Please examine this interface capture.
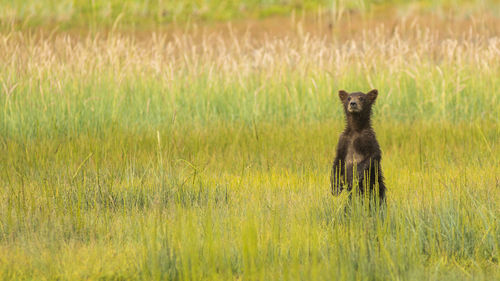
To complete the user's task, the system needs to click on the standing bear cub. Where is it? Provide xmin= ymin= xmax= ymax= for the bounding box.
xmin=330 ymin=89 xmax=386 ymax=202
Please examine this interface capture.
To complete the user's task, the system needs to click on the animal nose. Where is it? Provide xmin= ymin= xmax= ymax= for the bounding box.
xmin=350 ymin=101 xmax=357 ymax=107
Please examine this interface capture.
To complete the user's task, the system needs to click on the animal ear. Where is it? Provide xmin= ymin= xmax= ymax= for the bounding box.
xmin=366 ymin=89 xmax=378 ymax=103
xmin=338 ymin=90 xmax=348 ymax=102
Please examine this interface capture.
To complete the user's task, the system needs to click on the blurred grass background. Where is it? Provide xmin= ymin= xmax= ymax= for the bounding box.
xmin=0 ymin=0 xmax=499 ymax=280
xmin=1 ymin=0 xmax=499 ymax=29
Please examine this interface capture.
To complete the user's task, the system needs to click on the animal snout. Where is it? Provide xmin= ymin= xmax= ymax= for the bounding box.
xmin=349 ymin=101 xmax=357 ymax=107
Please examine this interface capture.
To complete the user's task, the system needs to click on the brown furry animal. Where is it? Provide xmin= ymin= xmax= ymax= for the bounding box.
xmin=330 ymin=89 xmax=386 ymax=202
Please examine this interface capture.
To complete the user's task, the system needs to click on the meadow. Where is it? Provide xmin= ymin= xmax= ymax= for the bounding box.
xmin=0 ymin=1 xmax=499 ymax=280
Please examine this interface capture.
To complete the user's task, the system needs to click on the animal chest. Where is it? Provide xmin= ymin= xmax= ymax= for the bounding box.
xmin=345 ymin=136 xmax=365 ymax=166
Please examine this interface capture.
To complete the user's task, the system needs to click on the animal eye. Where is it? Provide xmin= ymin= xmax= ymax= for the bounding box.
xmin=347 ymin=97 xmax=351 ymax=101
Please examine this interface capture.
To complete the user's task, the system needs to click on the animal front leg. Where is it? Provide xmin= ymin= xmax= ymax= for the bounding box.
xmin=330 ymin=158 xmax=345 ymax=195
xmin=357 ymin=157 xmax=383 ymax=197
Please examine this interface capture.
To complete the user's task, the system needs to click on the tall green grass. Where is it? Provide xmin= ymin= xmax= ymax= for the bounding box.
xmin=1 ymin=122 xmax=498 ymax=280
xmin=0 ymin=14 xmax=499 ymax=281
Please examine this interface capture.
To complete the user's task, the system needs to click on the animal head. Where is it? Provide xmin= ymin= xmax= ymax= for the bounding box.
xmin=338 ymin=89 xmax=378 ymax=114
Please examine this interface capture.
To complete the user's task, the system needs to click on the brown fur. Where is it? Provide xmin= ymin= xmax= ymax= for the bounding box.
xmin=331 ymin=89 xmax=386 ymax=202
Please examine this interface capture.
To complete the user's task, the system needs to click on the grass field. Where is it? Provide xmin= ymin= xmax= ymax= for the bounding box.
xmin=0 ymin=1 xmax=499 ymax=280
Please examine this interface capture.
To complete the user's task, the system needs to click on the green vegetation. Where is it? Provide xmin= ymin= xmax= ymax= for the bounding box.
xmin=0 ymin=0 xmax=323 ymax=28
xmin=1 ymin=0 xmax=499 ymax=29
xmin=0 ymin=1 xmax=499 ymax=280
